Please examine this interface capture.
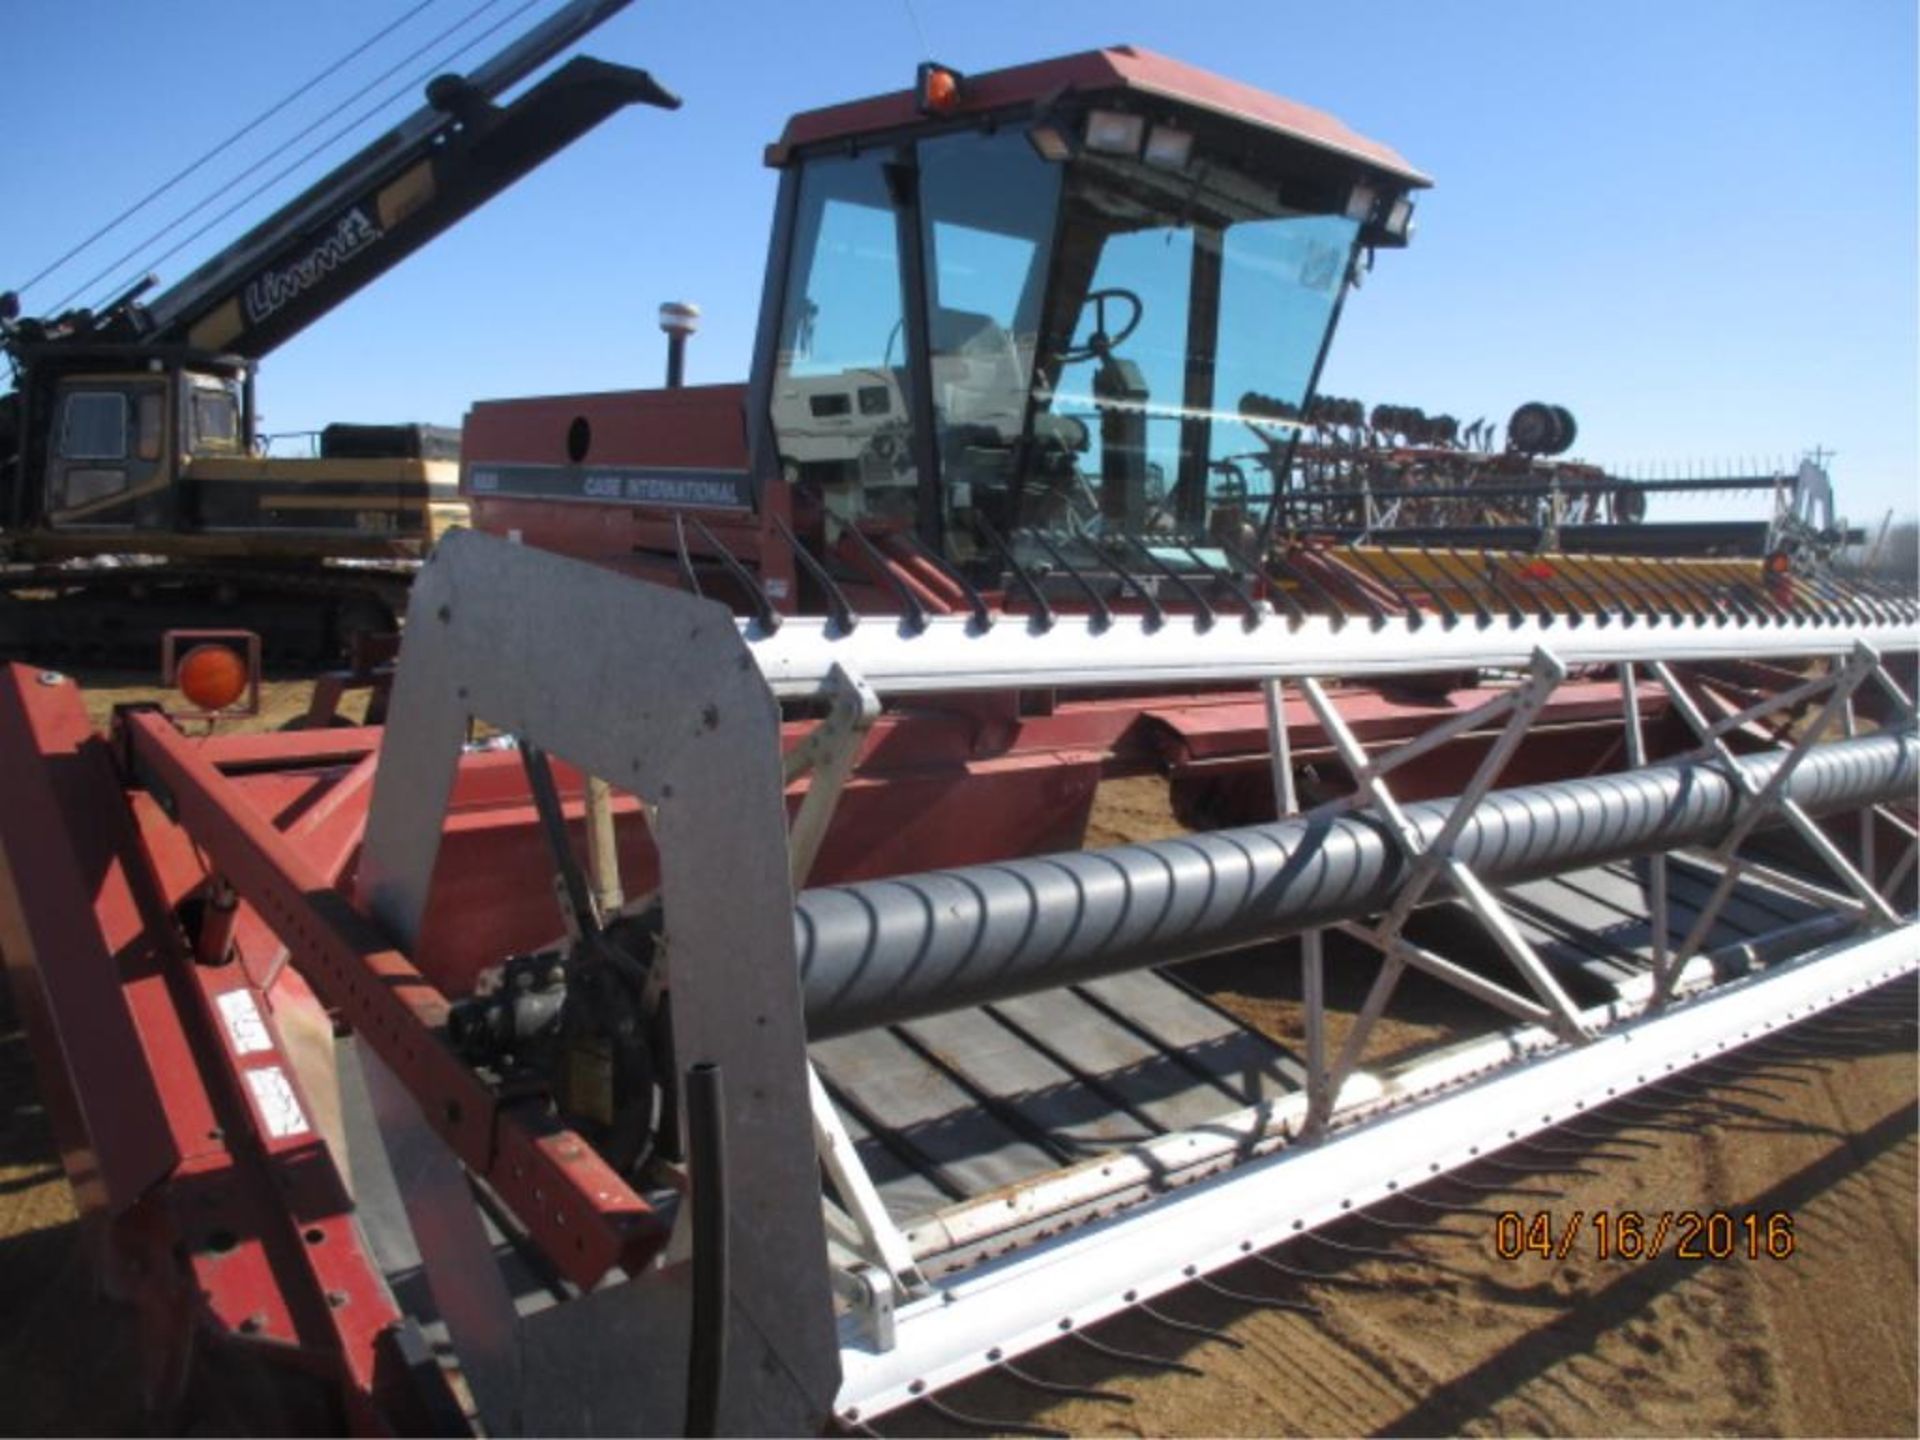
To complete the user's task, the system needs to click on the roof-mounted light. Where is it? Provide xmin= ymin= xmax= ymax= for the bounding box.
xmin=1085 ymin=108 xmax=1145 ymax=156
xmin=917 ymin=61 xmax=964 ymax=116
xmin=1026 ymin=123 xmax=1072 ymax=162
xmin=1143 ymin=123 xmax=1193 ymax=170
xmin=1345 ymin=182 xmax=1379 ymax=222
xmin=1384 ymin=193 xmax=1415 ymax=241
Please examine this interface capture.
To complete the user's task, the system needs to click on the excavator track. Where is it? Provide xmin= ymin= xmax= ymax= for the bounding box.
xmin=0 ymin=558 xmax=413 ymax=663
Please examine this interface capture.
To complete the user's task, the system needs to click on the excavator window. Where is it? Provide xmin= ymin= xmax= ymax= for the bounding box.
xmin=45 ymin=380 xmax=170 ymax=517
xmin=49 ymin=388 xmax=135 ymax=513
xmin=188 ymin=379 xmax=243 ymax=455
xmin=59 ymin=391 xmax=128 ymax=461
xmin=136 ymin=391 xmax=164 ymax=461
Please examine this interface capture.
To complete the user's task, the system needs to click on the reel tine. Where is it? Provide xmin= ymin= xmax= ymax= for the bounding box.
xmin=976 ymin=514 xmax=1054 ymax=630
xmin=996 ymin=1360 xmax=1134 ymax=1406
xmin=1340 ymin=545 xmax=1423 ymax=629
xmin=1710 ymin=571 xmax=1764 ymax=627
xmin=1246 ymin=1250 xmax=1334 ymax=1282
xmin=1693 ymin=1054 xmax=1811 ymax=1088
xmin=1545 ymin=1119 xmax=1659 ymax=1147
xmin=1799 ymin=568 xmax=1865 ymax=626
xmin=1436 ymin=545 xmax=1505 ymax=625
xmin=1680 ymin=559 xmax=1740 ymax=625
xmin=1296 ymin=1230 xmax=1407 ymax=1262
xmin=1179 ymin=544 xmax=1263 ymax=630
xmin=895 ymin=528 xmax=994 ymax=631
xmin=1124 ymin=534 xmax=1217 ymax=630
xmin=1267 ymin=546 xmax=1351 ymax=629
xmin=1028 ymin=529 xmax=1112 ymax=631
xmin=689 ymin=514 xmax=780 ymax=632
xmin=1468 ymin=1155 xmax=1600 ymax=1179
xmin=1387 ymin=1190 xmax=1501 ymax=1218
xmin=1220 ymin=534 xmax=1306 ymax=626
xmin=1329 ymin=544 xmax=1397 ymax=628
xmin=1464 ymin=546 xmax=1528 ymax=627
xmin=1647 ymin=554 xmax=1723 ymax=625
xmin=1519 ymin=1142 xmax=1641 ymax=1164
xmin=672 ymin=513 xmax=703 ymax=598
xmin=1481 ymin=552 xmax=1548 ymax=626
xmin=1623 ymin=556 xmax=1685 ymax=625
xmin=1066 ymin=1327 xmax=1204 ymax=1377
xmin=919 ymin=1393 xmax=1069 ymax=1440
xmin=1577 ymin=555 xmax=1642 ymax=626
xmin=1098 ymin=536 xmax=1169 ymax=630
xmin=1135 ymin=1299 xmax=1246 ymax=1349
xmin=1544 ymin=554 xmax=1608 ymax=627
xmin=770 ymin=510 xmax=857 ymax=634
xmin=1195 ymin=1272 xmax=1323 ymax=1316
xmin=1421 ymin=544 xmax=1492 ymax=627
xmin=1733 ymin=572 xmax=1794 ymax=626
xmin=1350 ymin=1210 xmax=1476 ymax=1239
xmin=1381 ymin=544 xmax=1458 ymax=627
xmin=1245 ymin=1250 xmax=1395 ymax=1292
xmin=1433 ymin=1169 xmax=1564 ymax=1195
xmin=1597 ymin=1092 xmax=1695 ymax=1122
xmin=1529 ymin=554 xmax=1585 ymax=628
xmin=1600 ymin=555 xmax=1663 ymax=625
xmin=841 ymin=523 xmax=930 ymax=634
xmin=1748 ymin=1029 xmax=1851 ymax=1056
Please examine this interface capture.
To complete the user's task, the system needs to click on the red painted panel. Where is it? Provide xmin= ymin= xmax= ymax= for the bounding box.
xmin=766 ymin=46 xmax=1426 ymax=183
xmin=0 ymin=666 xmax=180 ymax=1214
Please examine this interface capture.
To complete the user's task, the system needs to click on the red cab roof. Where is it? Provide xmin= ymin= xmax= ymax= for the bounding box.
xmin=767 ymin=45 xmax=1428 ymax=186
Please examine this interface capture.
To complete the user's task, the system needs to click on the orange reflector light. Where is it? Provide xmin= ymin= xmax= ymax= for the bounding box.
xmin=176 ymin=643 xmax=248 ymax=712
xmin=918 ymin=61 xmax=962 ymax=115
xmin=1765 ymin=550 xmax=1793 ymax=576
xmin=1520 ymin=559 xmax=1557 ymax=582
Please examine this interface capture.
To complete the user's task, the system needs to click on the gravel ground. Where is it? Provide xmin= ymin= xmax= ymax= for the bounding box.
xmin=1 ymin=685 xmax=1913 ymax=1436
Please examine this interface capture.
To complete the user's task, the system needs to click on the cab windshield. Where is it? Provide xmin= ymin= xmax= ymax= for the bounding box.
xmin=768 ymin=121 xmax=1364 ymax=567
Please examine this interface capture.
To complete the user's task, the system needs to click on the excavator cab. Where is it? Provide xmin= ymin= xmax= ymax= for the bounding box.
xmin=758 ymin=49 xmax=1426 ymax=577
xmin=24 ymin=353 xmax=246 ymax=531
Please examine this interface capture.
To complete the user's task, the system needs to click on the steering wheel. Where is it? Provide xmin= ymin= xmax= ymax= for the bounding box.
xmin=1059 ymin=287 xmax=1144 ymax=363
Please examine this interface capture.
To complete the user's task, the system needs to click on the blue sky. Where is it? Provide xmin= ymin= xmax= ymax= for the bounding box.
xmin=2 ymin=0 xmax=1913 ymax=527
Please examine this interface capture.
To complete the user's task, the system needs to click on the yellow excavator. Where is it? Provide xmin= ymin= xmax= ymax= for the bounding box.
xmin=0 ymin=0 xmax=673 ymax=658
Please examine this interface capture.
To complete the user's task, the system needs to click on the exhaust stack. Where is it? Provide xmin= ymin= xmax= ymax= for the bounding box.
xmin=660 ymin=299 xmax=699 ymax=388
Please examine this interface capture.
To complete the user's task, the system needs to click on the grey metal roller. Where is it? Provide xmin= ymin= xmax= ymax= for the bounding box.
xmin=795 ymin=731 xmax=1915 ymax=1038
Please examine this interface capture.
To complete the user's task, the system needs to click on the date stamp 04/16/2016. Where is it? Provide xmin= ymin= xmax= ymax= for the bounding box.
xmin=1493 ymin=1209 xmax=1797 ymax=1263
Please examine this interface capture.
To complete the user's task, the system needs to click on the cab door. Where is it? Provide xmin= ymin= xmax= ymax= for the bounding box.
xmin=44 ymin=376 xmax=169 ymax=527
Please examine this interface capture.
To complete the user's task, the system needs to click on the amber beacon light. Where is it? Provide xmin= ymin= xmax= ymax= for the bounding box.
xmin=162 ymin=628 xmax=262 ymax=719
xmin=917 ymin=61 xmax=963 ymax=115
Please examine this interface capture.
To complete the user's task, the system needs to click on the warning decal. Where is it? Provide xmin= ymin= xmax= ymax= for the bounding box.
xmin=216 ymin=989 xmax=274 ymax=1056
xmin=244 ymin=1065 xmax=312 ymax=1140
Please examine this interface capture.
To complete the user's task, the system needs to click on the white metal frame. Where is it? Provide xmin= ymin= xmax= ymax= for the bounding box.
xmin=747 ymin=606 xmax=1920 ymax=700
xmin=1295 ymin=649 xmax=1590 ymax=1132
xmin=1646 ymin=644 xmax=1904 ymax=1006
xmin=835 ymin=929 xmax=1917 ymax=1425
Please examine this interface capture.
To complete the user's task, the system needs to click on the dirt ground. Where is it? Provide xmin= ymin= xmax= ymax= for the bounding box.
xmin=0 ymin=684 xmax=1914 ymax=1436
xmin=60 ymin=667 xmax=369 ymax=733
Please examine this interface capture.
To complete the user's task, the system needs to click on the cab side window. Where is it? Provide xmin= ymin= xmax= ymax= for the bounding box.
xmin=61 ymin=391 xmax=130 ymax=459
xmin=190 ymin=386 xmax=241 ymax=454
